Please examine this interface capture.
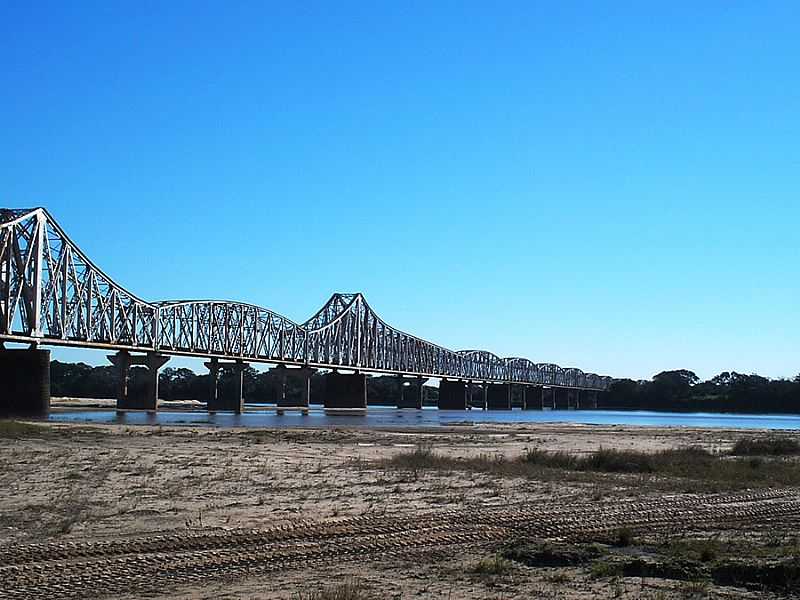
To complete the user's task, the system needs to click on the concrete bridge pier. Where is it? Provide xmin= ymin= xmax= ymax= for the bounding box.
xmin=0 ymin=346 xmax=50 ymax=417
xmin=523 ymin=385 xmax=543 ymax=410
xmin=397 ymin=376 xmax=425 ymax=409
xmin=438 ymin=379 xmax=468 ymax=410
xmin=108 ymin=350 xmax=169 ymax=411
xmin=324 ymin=371 xmax=367 ymax=409
xmin=486 ymin=383 xmax=512 ymax=410
xmin=564 ymin=389 xmax=577 ymax=410
xmin=467 ymin=383 xmax=487 ymax=410
xmin=204 ymin=358 xmax=247 ymax=413
xmin=553 ymin=387 xmax=571 ymax=410
xmin=273 ymin=365 xmax=313 ymax=413
xmin=542 ymin=386 xmax=557 ymax=409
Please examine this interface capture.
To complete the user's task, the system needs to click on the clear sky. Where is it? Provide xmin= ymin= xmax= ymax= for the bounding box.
xmin=2 ymin=2 xmax=798 ymax=381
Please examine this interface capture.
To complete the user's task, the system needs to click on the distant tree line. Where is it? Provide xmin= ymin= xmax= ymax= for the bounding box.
xmin=49 ymin=361 xmax=439 ymax=404
xmin=49 ymin=361 xmax=800 ymax=413
xmin=603 ymin=370 xmax=800 ymax=414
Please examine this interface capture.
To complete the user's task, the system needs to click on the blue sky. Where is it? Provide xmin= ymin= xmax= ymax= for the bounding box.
xmin=2 ymin=2 xmax=798 ymax=380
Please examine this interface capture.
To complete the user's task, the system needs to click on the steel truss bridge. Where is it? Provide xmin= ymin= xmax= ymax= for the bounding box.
xmin=0 ymin=207 xmax=611 ymax=394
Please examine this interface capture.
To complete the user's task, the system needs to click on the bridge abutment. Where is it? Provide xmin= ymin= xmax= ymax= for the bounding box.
xmin=205 ymin=358 xmax=246 ymax=413
xmin=109 ymin=351 xmax=169 ymax=411
xmin=486 ymin=383 xmax=512 ymax=410
xmin=0 ymin=347 xmax=50 ymax=417
xmin=396 ymin=376 xmax=425 ymax=409
xmin=324 ymin=371 xmax=367 ymax=409
xmin=438 ymin=379 xmax=468 ymax=410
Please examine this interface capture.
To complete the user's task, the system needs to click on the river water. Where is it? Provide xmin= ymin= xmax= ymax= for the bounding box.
xmin=46 ymin=406 xmax=800 ymax=430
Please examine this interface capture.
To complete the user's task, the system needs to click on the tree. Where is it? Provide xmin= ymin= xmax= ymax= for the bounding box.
xmin=605 ymin=379 xmax=639 ymax=409
xmin=710 ymin=372 xmax=733 ymax=387
xmin=653 ymin=370 xmax=700 ymax=387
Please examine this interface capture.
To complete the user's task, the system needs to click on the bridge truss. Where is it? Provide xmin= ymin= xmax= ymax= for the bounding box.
xmin=0 ymin=208 xmax=611 ymax=390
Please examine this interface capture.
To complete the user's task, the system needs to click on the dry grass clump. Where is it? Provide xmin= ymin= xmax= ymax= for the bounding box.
xmin=381 ymin=444 xmax=800 ymax=489
xmin=0 ymin=420 xmax=50 ymax=438
xmin=730 ymin=436 xmax=800 ymax=456
xmin=470 ymin=554 xmax=514 ymax=576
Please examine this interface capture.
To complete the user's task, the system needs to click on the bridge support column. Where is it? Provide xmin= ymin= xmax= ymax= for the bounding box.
xmin=523 ymin=385 xmax=543 ymax=410
xmin=230 ymin=361 xmax=246 ymax=413
xmin=467 ymin=383 xmax=487 ymax=409
xmin=204 ymin=358 xmax=246 ymax=413
xmin=553 ymin=387 xmax=569 ymax=410
xmin=543 ymin=387 xmax=556 ymax=409
xmin=145 ymin=353 xmax=169 ymax=410
xmin=108 ymin=350 xmax=131 ymax=409
xmin=0 ymin=347 xmax=50 ymax=417
xmin=397 ymin=376 xmax=425 ymax=409
xmin=486 ymin=383 xmax=512 ymax=410
xmin=109 ymin=351 xmax=169 ymax=411
xmin=274 ymin=365 xmax=313 ymax=409
xmin=205 ymin=358 xmax=221 ymax=409
xmin=585 ymin=390 xmax=598 ymax=409
xmin=438 ymin=379 xmax=467 ymax=410
xmin=324 ymin=371 xmax=367 ymax=409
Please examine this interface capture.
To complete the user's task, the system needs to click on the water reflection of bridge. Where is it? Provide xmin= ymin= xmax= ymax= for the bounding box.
xmin=0 ymin=208 xmax=611 ymax=416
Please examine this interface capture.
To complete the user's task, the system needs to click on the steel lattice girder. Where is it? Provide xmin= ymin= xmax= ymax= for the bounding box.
xmin=0 ymin=208 xmax=613 ymax=391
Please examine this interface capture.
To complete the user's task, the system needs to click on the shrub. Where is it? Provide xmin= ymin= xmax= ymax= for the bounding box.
xmin=614 ymin=527 xmax=635 ymax=547
xmin=471 ymin=554 xmax=514 ymax=576
xmin=731 ymin=437 xmax=800 ymax=456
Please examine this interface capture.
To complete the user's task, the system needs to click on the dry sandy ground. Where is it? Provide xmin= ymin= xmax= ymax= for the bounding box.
xmin=0 ymin=418 xmax=797 ymax=599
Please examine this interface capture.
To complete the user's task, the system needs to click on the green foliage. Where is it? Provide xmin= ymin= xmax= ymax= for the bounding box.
xmin=50 ymin=361 xmax=437 ymax=404
xmin=606 ymin=370 xmax=800 ymax=414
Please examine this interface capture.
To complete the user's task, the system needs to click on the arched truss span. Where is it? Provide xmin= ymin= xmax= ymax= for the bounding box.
xmin=457 ymin=350 xmax=506 ymax=381
xmin=155 ymin=301 xmax=306 ymax=362
xmin=0 ymin=208 xmax=612 ymax=390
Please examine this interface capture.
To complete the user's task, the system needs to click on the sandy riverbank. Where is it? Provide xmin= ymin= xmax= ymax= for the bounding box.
xmin=1 ymin=420 xmax=798 ymax=599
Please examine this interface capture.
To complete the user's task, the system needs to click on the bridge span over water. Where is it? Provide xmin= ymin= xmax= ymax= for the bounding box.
xmin=0 ymin=208 xmax=611 ymax=415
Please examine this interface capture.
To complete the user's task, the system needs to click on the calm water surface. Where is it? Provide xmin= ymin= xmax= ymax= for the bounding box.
xmin=47 ymin=406 xmax=800 ymax=430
